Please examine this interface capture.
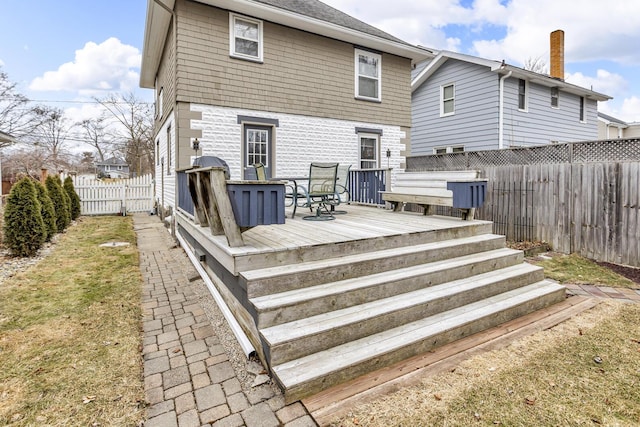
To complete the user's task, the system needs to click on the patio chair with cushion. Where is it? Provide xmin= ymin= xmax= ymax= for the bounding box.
xmin=297 ymin=162 xmax=340 ymax=220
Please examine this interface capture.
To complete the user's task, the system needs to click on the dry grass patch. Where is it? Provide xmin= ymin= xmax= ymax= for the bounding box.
xmin=0 ymin=216 xmax=144 ymax=426
xmin=331 ymin=301 xmax=640 ymax=427
xmin=532 ymin=253 xmax=637 ymax=289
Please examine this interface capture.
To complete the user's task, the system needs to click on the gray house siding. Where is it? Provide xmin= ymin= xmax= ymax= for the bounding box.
xmin=502 ymin=78 xmax=598 ymax=147
xmin=411 ymin=59 xmax=499 ymax=154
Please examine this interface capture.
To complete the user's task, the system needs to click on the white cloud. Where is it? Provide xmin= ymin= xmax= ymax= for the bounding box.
xmin=601 ymin=96 xmax=640 ymax=123
xmin=565 ymin=69 xmax=628 ymax=98
xmin=29 ymin=38 xmax=141 ymax=95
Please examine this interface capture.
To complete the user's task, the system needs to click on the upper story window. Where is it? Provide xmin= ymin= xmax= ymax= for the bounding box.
xmin=230 ymin=13 xmax=263 ymax=62
xmin=551 ymin=87 xmax=559 ymax=108
xmin=518 ymin=79 xmax=528 ymax=111
xmin=579 ymin=96 xmax=586 ymax=122
xmin=440 ymin=83 xmax=455 ymax=116
xmin=355 ymin=49 xmax=381 ymax=101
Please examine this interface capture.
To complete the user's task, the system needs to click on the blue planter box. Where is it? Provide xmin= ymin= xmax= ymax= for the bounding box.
xmin=447 ymin=181 xmax=487 ymax=209
xmin=226 ymin=182 xmax=286 ymax=227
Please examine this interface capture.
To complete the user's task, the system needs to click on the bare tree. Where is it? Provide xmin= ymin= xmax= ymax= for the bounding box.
xmin=29 ymin=107 xmax=74 ymax=172
xmin=2 ymin=147 xmax=49 ymax=182
xmin=76 ymin=116 xmax=114 ymax=162
xmin=0 ymin=67 xmax=51 ymax=145
xmin=523 ymin=56 xmax=548 ymax=75
xmin=94 ymin=92 xmax=154 ymax=176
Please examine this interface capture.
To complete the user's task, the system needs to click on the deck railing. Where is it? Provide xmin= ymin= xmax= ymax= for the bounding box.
xmin=177 ymin=167 xmax=389 ymax=215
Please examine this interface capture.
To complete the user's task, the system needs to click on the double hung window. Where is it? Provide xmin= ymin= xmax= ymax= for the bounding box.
xmin=355 ymin=49 xmax=381 ymax=101
xmin=230 ymin=13 xmax=263 ymax=62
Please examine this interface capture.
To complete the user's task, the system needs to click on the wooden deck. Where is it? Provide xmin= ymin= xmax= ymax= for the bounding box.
xmin=176 ymin=202 xmax=566 ymax=403
xmin=177 ymin=203 xmax=494 ymax=274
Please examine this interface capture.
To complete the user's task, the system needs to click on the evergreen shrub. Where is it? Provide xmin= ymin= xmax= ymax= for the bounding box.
xmin=3 ymin=177 xmax=46 ymax=257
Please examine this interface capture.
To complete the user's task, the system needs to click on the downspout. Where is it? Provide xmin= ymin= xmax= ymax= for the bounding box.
xmin=498 ymin=71 xmax=512 ymax=149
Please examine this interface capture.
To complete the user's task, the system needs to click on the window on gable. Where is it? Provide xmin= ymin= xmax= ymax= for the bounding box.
xmin=518 ymin=79 xmax=528 ymax=111
xmin=441 ymin=83 xmax=455 ymax=116
xmin=579 ymin=96 xmax=586 ymax=122
xmin=230 ymin=13 xmax=263 ymax=62
xmin=551 ymin=87 xmax=559 ymax=108
xmin=355 ymin=49 xmax=381 ymax=101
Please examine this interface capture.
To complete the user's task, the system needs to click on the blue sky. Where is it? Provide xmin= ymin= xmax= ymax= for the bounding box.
xmin=1 ymin=0 xmax=640 ymax=139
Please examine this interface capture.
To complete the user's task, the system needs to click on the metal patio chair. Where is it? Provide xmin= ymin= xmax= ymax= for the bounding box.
xmin=297 ymin=162 xmax=340 ymax=221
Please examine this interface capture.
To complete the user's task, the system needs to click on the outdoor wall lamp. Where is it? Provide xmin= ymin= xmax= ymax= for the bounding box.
xmin=386 ymin=148 xmax=391 ymax=168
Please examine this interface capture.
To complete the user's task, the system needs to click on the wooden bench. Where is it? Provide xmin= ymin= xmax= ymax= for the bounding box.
xmin=381 ymin=170 xmax=486 ymax=220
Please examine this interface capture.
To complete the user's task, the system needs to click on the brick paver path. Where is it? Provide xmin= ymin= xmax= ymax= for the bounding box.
xmin=134 ymin=214 xmax=316 ymax=427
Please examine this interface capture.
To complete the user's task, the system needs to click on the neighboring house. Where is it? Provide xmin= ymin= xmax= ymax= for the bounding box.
xmin=140 ymin=0 xmax=432 ymax=215
xmin=598 ymin=112 xmax=640 ymax=139
xmin=95 ymin=157 xmax=130 ymax=179
xmin=410 ymin=31 xmax=611 ymax=154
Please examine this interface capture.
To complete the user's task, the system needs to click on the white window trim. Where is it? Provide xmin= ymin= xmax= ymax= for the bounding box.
xmin=551 ymin=87 xmax=559 ymax=109
xmin=518 ymin=79 xmax=529 ymax=112
xmin=229 ymin=13 xmax=263 ymax=63
xmin=157 ymin=87 xmax=163 ymax=119
xmin=433 ymin=145 xmax=464 ymax=154
xmin=579 ymin=96 xmax=587 ymax=123
xmin=358 ymin=132 xmax=380 ymax=169
xmin=440 ymin=83 xmax=455 ymax=117
xmin=354 ymin=48 xmax=382 ymax=102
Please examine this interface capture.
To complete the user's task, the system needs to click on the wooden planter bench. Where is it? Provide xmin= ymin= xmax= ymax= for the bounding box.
xmin=381 ymin=170 xmax=487 ymax=220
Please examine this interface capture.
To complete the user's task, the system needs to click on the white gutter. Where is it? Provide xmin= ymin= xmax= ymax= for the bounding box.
xmin=498 ymin=71 xmax=512 ymax=149
xmin=175 ymin=229 xmax=256 ymax=358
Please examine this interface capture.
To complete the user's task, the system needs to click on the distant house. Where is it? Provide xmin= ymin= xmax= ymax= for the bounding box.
xmin=139 ymin=0 xmax=432 ymax=215
xmin=598 ymin=112 xmax=640 ymax=139
xmin=95 ymin=157 xmax=130 ymax=179
xmin=410 ymin=31 xmax=611 ymax=155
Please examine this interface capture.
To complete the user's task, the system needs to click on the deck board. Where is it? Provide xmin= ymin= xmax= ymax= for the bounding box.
xmin=176 ymin=204 xmax=492 ymax=274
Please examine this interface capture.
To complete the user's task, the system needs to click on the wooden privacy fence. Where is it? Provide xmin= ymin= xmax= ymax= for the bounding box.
xmin=483 ymin=162 xmax=640 ymax=268
xmin=72 ymin=174 xmax=154 ymax=215
xmin=407 ymin=139 xmax=640 ymax=267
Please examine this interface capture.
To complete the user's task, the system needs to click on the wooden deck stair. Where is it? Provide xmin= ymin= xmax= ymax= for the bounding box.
xmin=242 ymin=224 xmax=565 ymax=403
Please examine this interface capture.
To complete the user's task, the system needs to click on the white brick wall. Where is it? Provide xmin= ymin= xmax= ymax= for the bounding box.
xmin=190 ymin=104 xmax=406 ymax=179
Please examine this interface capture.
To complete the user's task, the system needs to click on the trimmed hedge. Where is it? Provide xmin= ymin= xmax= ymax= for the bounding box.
xmin=46 ymin=175 xmax=70 ymax=231
xmin=63 ymin=176 xmax=81 ymax=220
xmin=3 ymin=177 xmax=46 ymax=257
xmin=34 ymin=180 xmax=58 ymax=241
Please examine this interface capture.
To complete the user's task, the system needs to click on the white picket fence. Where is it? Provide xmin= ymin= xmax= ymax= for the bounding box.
xmin=72 ymin=174 xmax=154 ymax=215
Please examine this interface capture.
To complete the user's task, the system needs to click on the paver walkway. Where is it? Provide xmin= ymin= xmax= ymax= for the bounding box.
xmin=134 ymin=214 xmax=316 ymax=427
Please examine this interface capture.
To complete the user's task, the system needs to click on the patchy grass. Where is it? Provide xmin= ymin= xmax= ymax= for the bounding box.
xmin=532 ymin=253 xmax=637 ymax=289
xmin=332 ymin=301 xmax=640 ymax=427
xmin=0 ymin=216 xmax=144 ymax=426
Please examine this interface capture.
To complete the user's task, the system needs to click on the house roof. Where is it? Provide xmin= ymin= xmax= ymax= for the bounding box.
xmin=140 ymin=0 xmax=434 ymax=88
xmin=411 ymin=50 xmax=611 ymax=102
xmin=96 ymin=157 xmax=128 ymax=166
xmin=598 ymin=112 xmax=627 ymax=126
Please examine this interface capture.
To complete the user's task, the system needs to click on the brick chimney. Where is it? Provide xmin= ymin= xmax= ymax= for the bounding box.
xmin=550 ymin=29 xmax=564 ymax=80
